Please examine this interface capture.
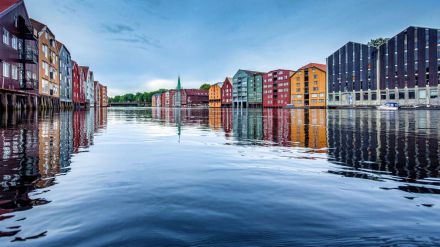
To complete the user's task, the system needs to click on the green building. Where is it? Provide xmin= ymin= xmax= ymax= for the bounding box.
xmin=232 ymin=70 xmax=264 ymax=108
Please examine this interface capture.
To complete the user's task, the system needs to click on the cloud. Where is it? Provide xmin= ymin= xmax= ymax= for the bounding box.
xmin=143 ymin=79 xmax=176 ymax=91
xmin=102 ymin=24 xmax=134 ymax=34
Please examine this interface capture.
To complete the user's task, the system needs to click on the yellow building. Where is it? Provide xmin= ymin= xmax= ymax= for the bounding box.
xmin=290 ymin=63 xmax=326 ymax=108
xmin=208 ymin=82 xmax=222 ymax=108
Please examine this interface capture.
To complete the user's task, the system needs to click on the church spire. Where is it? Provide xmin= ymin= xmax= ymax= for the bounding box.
xmin=177 ymin=75 xmax=181 ymax=90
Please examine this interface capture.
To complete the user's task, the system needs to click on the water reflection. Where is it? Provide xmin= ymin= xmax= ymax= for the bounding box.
xmin=151 ymin=108 xmax=440 ymax=194
xmin=0 ymin=109 xmax=107 ymax=239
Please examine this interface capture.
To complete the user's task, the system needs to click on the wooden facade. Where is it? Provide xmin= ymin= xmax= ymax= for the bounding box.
xmin=221 ymin=77 xmax=232 ymax=107
xmin=290 ymin=63 xmax=326 ymax=108
xmin=208 ymin=82 xmax=222 ymax=108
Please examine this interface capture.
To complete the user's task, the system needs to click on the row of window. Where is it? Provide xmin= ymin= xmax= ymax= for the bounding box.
xmin=328 ymin=89 xmax=439 ymax=102
xmin=3 ymin=28 xmax=18 ymax=50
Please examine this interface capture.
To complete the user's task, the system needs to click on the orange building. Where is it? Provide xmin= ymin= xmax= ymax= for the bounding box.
xmin=31 ymin=19 xmax=60 ymax=108
xmin=290 ymin=63 xmax=326 ymax=108
xmin=208 ymin=82 xmax=222 ymax=108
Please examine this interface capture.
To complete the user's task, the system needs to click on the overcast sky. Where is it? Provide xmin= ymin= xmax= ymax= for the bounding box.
xmin=25 ymin=0 xmax=440 ymax=96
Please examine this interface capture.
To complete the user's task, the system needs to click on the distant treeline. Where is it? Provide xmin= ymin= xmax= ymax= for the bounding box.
xmin=109 ymin=84 xmax=210 ymax=105
xmin=108 ymin=89 xmax=167 ymax=105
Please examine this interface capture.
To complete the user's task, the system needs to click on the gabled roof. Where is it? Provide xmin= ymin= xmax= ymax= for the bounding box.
xmin=0 ymin=0 xmax=20 ymax=14
xmin=239 ymin=69 xmax=265 ymax=75
xmin=30 ymin=18 xmax=45 ymax=32
xmin=299 ymin=63 xmax=326 ymax=72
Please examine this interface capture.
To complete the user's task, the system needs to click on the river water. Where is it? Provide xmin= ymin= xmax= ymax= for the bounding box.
xmin=0 ymin=107 xmax=439 ymax=246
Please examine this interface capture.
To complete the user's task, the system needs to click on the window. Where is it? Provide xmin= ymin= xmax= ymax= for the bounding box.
xmin=3 ymin=28 xmax=9 ymax=45
xmin=319 ymin=93 xmax=325 ymax=98
xmin=389 ymin=91 xmax=395 ymax=100
xmin=11 ymin=65 xmax=17 ymax=80
xmin=42 ymin=62 xmax=49 ymax=76
xmin=311 ymin=94 xmax=318 ymax=98
xmin=408 ymin=90 xmax=415 ymax=99
xmin=419 ymin=89 xmax=426 ymax=99
xmin=313 ymin=75 xmax=318 ymax=79
xmin=355 ymin=93 xmax=360 ymax=101
xmin=313 ymin=87 xmax=318 ymax=91
xmin=313 ymin=81 xmax=318 ymax=85
xmin=3 ymin=62 xmax=10 ymax=77
xmin=12 ymin=35 xmax=17 ymax=50
xmin=371 ymin=93 xmax=377 ymax=100
xmin=43 ymin=45 xmax=48 ymax=58
xmin=381 ymin=92 xmax=386 ymax=100
xmin=296 ymin=83 xmax=300 ymax=87
xmin=399 ymin=91 xmax=405 ymax=99
xmin=430 ymin=89 xmax=438 ymax=99
xmin=363 ymin=93 xmax=368 ymax=100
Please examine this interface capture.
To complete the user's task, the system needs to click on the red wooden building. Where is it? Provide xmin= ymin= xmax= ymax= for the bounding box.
xmin=263 ymin=69 xmax=294 ymax=108
xmin=161 ymin=91 xmax=166 ymax=107
xmin=221 ymin=77 xmax=232 ymax=107
xmin=0 ymin=0 xmax=39 ymax=110
xmin=72 ymin=60 xmax=81 ymax=108
xmin=181 ymin=89 xmax=208 ymax=107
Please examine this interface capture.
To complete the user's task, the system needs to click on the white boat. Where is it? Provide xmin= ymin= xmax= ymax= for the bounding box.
xmin=377 ymin=102 xmax=400 ymax=110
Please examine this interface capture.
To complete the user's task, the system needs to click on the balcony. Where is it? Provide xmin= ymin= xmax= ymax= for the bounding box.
xmin=19 ymin=48 xmax=38 ymax=64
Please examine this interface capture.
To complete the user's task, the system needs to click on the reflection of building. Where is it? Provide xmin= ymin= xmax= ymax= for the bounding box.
xmin=291 ymin=63 xmax=326 ymax=108
xmin=38 ymin=112 xmax=61 ymax=187
xmin=290 ymin=109 xmax=327 ymax=149
xmin=221 ymin=108 xmax=233 ymax=136
xmin=209 ymin=82 xmax=222 ymax=108
xmin=263 ymin=69 xmax=294 ymax=108
xmin=327 ymin=110 xmax=439 ymax=181
xmin=60 ymin=111 xmax=73 ymax=172
xmin=263 ymin=109 xmax=291 ymax=146
xmin=208 ymin=108 xmax=221 ymax=130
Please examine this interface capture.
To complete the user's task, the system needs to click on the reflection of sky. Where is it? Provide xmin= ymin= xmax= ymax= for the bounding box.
xmin=25 ymin=0 xmax=440 ymax=96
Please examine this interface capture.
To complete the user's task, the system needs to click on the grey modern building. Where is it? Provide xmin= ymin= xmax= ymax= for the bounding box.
xmin=327 ymin=26 xmax=440 ymax=107
xmin=57 ymin=41 xmax=72 ymax=108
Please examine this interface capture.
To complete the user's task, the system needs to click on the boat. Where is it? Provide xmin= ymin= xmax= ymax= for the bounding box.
xmin=377 ymin=102 xmax=400 ymax=110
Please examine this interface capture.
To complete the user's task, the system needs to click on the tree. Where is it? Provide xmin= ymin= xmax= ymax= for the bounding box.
xmin=200 ymin=83 xmax=211 ymax=91
xmin=368 ymin=38 xmax=389 ymax=48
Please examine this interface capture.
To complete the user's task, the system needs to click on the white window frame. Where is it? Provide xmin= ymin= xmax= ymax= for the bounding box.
xmin=11 ymin=35 xmax=18 ymax=50
xmin=3 ymin=62 xmax=10 ymax=77
xmin=3 ymin=28 xmax=9 ymax=45
xmin=11 ymin=64 xmax=18 ymax=80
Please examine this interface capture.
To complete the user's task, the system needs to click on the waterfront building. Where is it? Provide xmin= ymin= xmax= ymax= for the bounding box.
xmin=290 ymin=63 xmax=326 ymax=108
xmin=72 ymin=61 xmax=80 ymax=108
xmin=165 ymin=89 xmax=175 ymax=107
xmin=0 ymin=0 xmax=39 ymax=110
xmin=31 ymin=19 xmax=60 ymax=108
xmin=86 ymin=70 xmax=94 ymax=107
xmin=232 ymin=70 xmax=264 ymax=108
xmin=209 ymin=82 xmax=222 ymax=108
xmin=221 ymin=77 xmax=233 ymax=107
xmin=326 ymin=42 xmax=379 ymax=107
xmin=161 ymin=91 xmax=166 ymax=107
xmin=56 ymin=41 xmax=72 ymax=109
xmin=153 ymin=93 xmax=161 ymax=107
xmin=78 ymin=66 xmax=87 ymax=107
xmin=94 ymin=81 xmax=101 ymax=107
xmin=263 ymin=69 xmax=294 ymax=108
xmin=99 ymin=84 xmax=108 ymax=107
xmin=377 ymin=26 xmax=440 ymax=106
xmin=181 ymin=89 xmax=208 ymax=107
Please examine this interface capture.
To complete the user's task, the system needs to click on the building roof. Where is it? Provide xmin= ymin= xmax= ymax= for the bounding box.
xmin=0 ymin=0 xmax=20 ymax=14
xmin=30 ymin=18 xmax=46 ymax=32
xmin=299 ymin=63 xmax=326 ymax=72
xmin=240 ymin=69 xmax=265 ymax=75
